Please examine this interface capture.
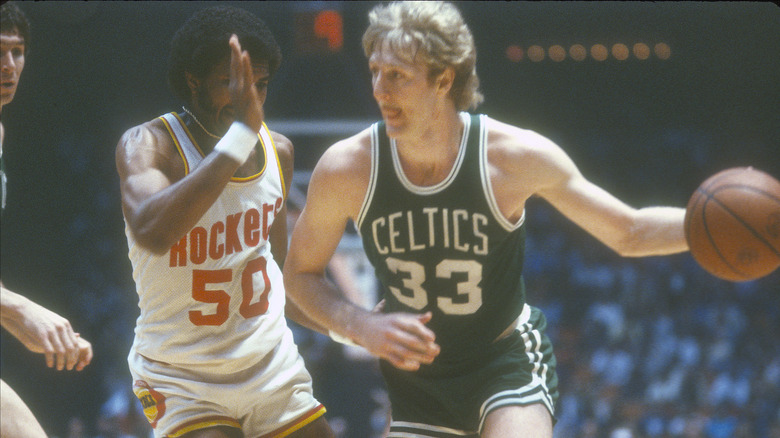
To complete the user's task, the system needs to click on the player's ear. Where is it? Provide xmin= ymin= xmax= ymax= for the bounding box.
xmin=435 ymin=67 xmax=455 ymax=97
xmin=184 ymin=71 xmax=200 ymax=97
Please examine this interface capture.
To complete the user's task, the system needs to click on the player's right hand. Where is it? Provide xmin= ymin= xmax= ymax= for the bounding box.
xmin=2 ymin=295 xmax=93 ymax=371
xmin=228 ymin=34 xmax=264 ymax=133
xmin=354 ymin=311 xmax=440 ymax=371
xmin=73 ymin=334 xmax=94 ymax=372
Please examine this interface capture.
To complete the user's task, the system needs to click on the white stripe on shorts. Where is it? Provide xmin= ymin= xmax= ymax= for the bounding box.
xmin=477 ymin=377 xmax=555 ymax=433
xmin=477 ymin=310 xmax=554 ymax=433
xmin=388 ymin=420 xmax=475 ymax=437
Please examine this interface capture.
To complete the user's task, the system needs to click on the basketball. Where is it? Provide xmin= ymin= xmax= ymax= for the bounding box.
xmin=684 ymin=167 xmax=780 ymax=281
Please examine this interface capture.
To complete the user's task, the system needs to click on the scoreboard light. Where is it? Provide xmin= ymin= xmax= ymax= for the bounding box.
xmin=295 ymin=9 xmax=344 ymax=54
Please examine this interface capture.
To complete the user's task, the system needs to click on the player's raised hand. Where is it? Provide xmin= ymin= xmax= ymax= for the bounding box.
xmin=228 ymin=34 xmax=264 ymax=133
xmin=354 ymin=311 xmax=440 ymax=371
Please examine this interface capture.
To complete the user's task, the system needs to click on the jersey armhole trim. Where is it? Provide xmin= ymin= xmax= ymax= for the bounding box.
xmin=356 ymin=123 xmax=380 ymax=231
xmin=158 ymin=113 xmax=190 ymax=176
xmin=479 ymin=114 xmax=524 ymax=231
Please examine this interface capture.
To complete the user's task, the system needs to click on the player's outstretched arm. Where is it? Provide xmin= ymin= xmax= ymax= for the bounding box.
xmin=489 ymin=119 xmax=688 ymax=257
xmin=1 ymin=285 xmax=93 ymax=371
xmin=539 ymin=164 xmax=687 ymax=257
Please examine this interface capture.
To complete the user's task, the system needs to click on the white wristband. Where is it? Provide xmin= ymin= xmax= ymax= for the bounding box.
xmin=213 ymin=121 xmax=258 ymax=163
xmin=329 ymin=330 xmax=358 ymax=347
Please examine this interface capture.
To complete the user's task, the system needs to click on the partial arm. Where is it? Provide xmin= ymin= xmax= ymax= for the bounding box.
xmin=1 ymin=284 xmax=92 ymax=371
xmin=283 ymin=137 xmax=440 ymax=371
xmin=115 ymin=122 xmax=243 ymax=253
xmin=494 ymin=124 xmax=688 ymax=257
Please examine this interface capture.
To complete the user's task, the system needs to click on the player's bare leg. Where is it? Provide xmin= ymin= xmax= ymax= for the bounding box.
xmin=0 ymin=379 xmax=47 ymax=438
xmin=481 ymin=403 xmax=552 ymax=438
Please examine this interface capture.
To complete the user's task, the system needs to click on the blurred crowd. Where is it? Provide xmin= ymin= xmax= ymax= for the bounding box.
xmin=523 ymin=201 xmax=780 ymax=438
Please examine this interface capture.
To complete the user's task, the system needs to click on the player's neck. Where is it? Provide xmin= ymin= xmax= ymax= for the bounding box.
xmin=181 ymin=107 xmax=220 ymax=152
xmin=394 ymin=110 xmax=464 ymax=186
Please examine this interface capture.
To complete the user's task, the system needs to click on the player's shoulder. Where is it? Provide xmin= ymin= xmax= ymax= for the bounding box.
xmin=309 ymin=125 xmax=373 ymax=190
xmin=267 ymin=128 xmax=292 ymax=149
xmin=117 ymin=116 xmax=172 ymax=150
xmin=481 ymin=115 xmax=564 ymax=164
xmin=482 ymin=115 xmax=556 ymax=150
xmin=115 ymin=115 xmax=181 ymax=176
xmin=321 ymin=125 xmax=373 ymax=170
xmin=267 ymin=128 xmax=293 ymax=159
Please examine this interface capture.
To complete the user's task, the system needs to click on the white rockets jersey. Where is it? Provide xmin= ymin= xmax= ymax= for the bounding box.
xmin=125 ymin=112 xmax=288 ymax=373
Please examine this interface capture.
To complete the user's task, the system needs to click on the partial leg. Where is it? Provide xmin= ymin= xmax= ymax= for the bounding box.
xmin=481 ymin=403 xmax=552 ymax=438
xmin=0 ymin=378 xmax=48 ymax=438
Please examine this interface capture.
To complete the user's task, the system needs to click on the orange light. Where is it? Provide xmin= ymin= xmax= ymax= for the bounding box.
xmin=633 ymin=43 xmax=650 ymax=60
xmin=314 ymin=10 xmax=343 ymax=51
xmin=611 ymin=43 xmax=629 ymax=61
xmin=569 ymin=44 xmax=587 ymax=61
xmin=527 ymin=45 xmax=545 ymax=62
xmin=590 ymin=44 xmax=608 ymax=61
xmin=548 ymin=45 xmax=566 ymax=62
xmin=506 ymin=45 xmax=524 ymax=63
xmin=654 ymin=42 xmax=671 ymax=60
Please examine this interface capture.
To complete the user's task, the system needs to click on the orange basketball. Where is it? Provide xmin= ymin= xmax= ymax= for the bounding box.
xmin=684 ymin=167 xmax=780 ymax=282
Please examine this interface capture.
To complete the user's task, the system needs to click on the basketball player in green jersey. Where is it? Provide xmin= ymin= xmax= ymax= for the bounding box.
xmin=1 ymin=3 xmax=93 ymax=437
xmin=283 ymin=2 xmax=689 ymax=437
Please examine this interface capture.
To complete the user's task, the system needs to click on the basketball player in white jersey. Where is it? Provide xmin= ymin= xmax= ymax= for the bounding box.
xmin=115 ymin=6 xmax=333 ymax=438
xmin=2 ymin=3 xmax=93 ymax=437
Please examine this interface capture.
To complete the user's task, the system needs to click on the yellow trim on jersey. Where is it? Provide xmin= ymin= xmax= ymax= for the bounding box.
xmin=263 ymin=121 xmax=287 ymax=199
xmin=163 ymin=112 xmax=271 ymax=182
xmin=167 ymin=416 xmax=241 ymax=437
xmin=230 ymin=123 xmax=267 ymax=183
xmin=171 ymin=112 xmax=207 ymax=158
xmin=158 ymin=113 xmax=190 ymax=176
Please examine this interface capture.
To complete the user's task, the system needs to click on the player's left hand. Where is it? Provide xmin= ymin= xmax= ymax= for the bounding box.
xmin=228 ymin=34 xmax=264 ymax=133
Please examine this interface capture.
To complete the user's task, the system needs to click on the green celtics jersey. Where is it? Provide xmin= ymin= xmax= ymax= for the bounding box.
xmin=357 ymin=113 xmax=527 ymax=375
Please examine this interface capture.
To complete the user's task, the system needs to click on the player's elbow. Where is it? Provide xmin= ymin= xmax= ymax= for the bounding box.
xmin=129 ymin=225 xmax=177 ymax=255
xmin=282 ymin=264 xmax=302 ymax=296
xmin=610 ymin=236 xmax=645 ymax=258
xmin=609 ymin=227 xmax=659 ymax=258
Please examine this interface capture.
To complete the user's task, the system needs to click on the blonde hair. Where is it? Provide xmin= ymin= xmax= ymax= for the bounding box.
xmin=363 ymin=1 xmax=484 ymax=111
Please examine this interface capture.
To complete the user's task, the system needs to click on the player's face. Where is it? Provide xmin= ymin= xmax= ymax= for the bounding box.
xmin=0 ymin=31 xmax=26 ymax=109
xmin=192 ymin=56 xmax=269 ymax=135
xmin=369 ymin=43 xmax=443 ymax=140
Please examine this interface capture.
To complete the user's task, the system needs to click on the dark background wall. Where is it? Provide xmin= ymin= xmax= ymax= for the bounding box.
xmin=1 ymin=2 xmax=778 ymax=436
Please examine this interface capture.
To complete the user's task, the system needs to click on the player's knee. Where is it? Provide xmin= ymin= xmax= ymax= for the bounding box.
xmin=481 ymin=403 xmax=553 ymax=438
